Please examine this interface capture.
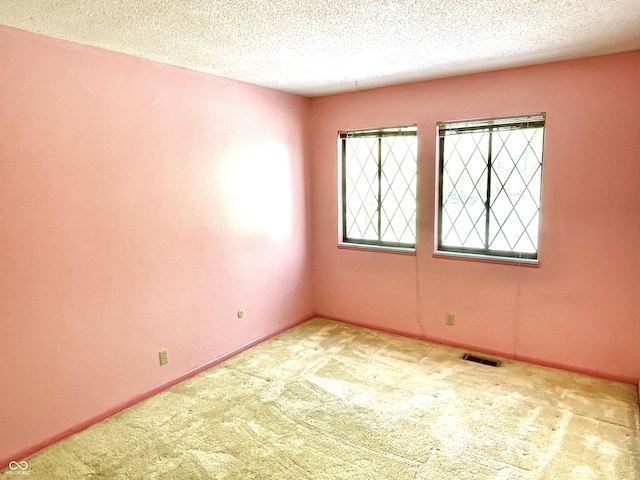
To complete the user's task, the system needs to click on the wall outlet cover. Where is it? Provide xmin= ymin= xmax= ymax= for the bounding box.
xmin=159 ymin=349 xmax=168 ymax=365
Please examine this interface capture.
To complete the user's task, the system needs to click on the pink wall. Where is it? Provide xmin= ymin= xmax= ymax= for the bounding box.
xmin=310 ymin=51 xmax=640 ymax=384
xmin=0 ymin=26 xmax=313 ymax=465
xmin=1 ymin=22 xmax=639 ymax=469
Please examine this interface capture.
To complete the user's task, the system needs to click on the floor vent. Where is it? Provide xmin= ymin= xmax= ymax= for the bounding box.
xmin=462 ymin=353 xmax=500 ymax=367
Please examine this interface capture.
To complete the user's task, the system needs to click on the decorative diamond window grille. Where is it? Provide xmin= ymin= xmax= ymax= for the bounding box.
xmin=341 ymin=125 xmax=417 ymax=248
xmin=437 ymin=114 xmax=545 ymax=259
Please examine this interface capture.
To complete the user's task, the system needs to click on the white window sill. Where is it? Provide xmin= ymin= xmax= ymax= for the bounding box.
xmin=432 ymin=250 xmax=539 ymax=267
xmin=338 ymin=242 xmax=416 ymax=256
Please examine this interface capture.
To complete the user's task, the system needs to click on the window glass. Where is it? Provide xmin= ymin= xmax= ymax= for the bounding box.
xmin=341 ymin=125 xmax=417 ymax=249
xmin=437 ymin=115 xmax=545 ymax=260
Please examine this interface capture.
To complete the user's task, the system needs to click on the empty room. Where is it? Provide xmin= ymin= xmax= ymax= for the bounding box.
xmin=1 ymin=1 xmax=639 ymax=478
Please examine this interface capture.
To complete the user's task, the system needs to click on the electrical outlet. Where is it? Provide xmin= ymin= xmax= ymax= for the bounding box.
xmin=159 ymin=349 xmax=168 ymax=366
xmin=446 ymin=313 xmax=455 ymax=326
xmin=237 ymin=308 xmax=245 ymax=319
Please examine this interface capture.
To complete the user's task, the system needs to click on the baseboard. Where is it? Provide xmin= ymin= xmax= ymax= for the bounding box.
xmin=512 ymin=354 xmax=636 ymax=385
xmin=316 ymin=314 xmax=424 ymax=341
xmin=1 ymin=314 xmax=314 ymax=470
xmin=316 ymin=313 xmax=638 ymax=386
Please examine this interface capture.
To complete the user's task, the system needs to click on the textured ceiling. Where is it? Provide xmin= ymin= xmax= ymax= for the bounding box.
xmin=1 ymin=1 xmax=639 ymax=97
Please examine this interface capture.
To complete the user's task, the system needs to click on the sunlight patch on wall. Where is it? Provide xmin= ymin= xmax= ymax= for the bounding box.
xmin=226 ymin=144 xmax=292 ymax=238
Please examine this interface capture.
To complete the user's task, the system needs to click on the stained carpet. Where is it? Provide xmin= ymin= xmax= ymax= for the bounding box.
xmin=3 ymin=318 xmax=639 ymax=479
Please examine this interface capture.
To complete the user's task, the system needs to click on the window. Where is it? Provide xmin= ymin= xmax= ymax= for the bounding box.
xmin=340 ymin=125 xmax=417 ymax=249
xmin=437 ymin=114 xmax=545 ymax=260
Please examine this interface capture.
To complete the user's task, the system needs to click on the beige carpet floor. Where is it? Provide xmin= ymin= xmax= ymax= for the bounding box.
xmin=3 ymin=318 xmax=639 ymax=479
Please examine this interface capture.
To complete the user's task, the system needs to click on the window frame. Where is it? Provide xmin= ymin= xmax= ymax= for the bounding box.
xmin=339 ymin=125 xmax=418 ymax=251
xmin=436 ymin=114 xmax=545 ymax=262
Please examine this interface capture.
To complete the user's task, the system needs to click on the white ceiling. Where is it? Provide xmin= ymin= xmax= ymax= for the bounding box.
xmin=1 ymin=1 xmax=639 ymax=97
